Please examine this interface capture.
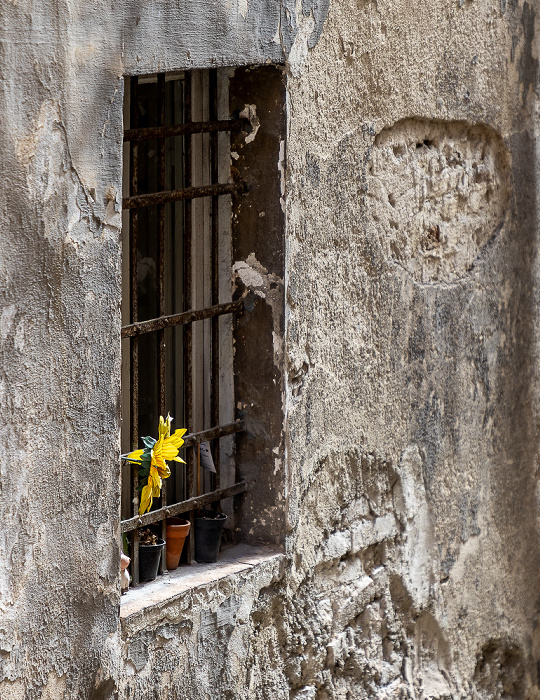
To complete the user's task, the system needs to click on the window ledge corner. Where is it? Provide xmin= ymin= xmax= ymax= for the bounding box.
xmin=119 ymin=543 xmax=285 ymax=632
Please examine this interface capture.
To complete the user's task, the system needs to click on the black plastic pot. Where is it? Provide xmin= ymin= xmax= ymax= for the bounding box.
xmin=195 ymin=512 xmax=227 ymax=563
xmin=139 ymin=538 xmax=165 ymax=581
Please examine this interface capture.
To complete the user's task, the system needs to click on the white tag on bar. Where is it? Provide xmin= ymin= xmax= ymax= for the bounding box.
xmin=199 ymin=442 xmax=216 ymax=472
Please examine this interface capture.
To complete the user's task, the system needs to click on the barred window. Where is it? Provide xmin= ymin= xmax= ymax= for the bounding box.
xmin=121 ymin=66 xmax=286 ymax=587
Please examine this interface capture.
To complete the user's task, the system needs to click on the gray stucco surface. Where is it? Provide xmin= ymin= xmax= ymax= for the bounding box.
xmin=1 ymin=0 xmax=540 ymax=698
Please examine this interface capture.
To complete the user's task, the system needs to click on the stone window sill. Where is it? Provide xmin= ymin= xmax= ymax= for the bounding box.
xmin=120 ymin=543 xmax=285 ymax=629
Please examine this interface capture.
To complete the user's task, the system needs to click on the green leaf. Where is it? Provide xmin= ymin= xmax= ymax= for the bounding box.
xmin=142 ymin=436 xmax=157 ymax=449
xmin=122 ymin=533 xmax=130 ymax=556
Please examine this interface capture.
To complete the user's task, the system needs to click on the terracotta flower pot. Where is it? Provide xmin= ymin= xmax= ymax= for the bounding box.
xmin=166 ymin=518 xmax=191 ymax=570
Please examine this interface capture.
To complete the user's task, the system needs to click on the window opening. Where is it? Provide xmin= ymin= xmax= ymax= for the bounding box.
xmin=121 ymin=70 xmax=249 ymax=586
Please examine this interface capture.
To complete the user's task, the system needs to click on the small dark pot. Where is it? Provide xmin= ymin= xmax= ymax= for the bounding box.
xmin=139 ymin=538 xmax=165 ymax=581
xmin=195 ymin=512 xmax=227 ymax=563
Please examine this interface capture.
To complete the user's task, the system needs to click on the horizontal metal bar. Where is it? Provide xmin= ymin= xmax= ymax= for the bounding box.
xmin=123 ymin=182 xmax=246 ymax=209
xmin=182 ymin=420 xmax=245 ymax=448
xmin=121 ymin=299 xmax=244 ymax=338
xmin=123 ymin=421 xmax=245 ymax=465
xmin=121 ymin=481 xmax=247 ymax=533
xmin=124 ymin=422 xmax=245 ymax=461
xmin=124 ymin=118 xmax=249 ymax=142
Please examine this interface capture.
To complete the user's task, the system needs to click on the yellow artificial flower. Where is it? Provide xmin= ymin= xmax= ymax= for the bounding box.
xmin=123 ymin=414 xmax=188 ymax=516
xmin=139 ymin=464 xmax=162 ymax=515
xmin=151 ymin=413 xmax=187 ymax=476
xmin=124 ymin=448 xmax=145 ymax=463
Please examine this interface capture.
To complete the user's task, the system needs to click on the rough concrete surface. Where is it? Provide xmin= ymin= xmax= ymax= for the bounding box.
xmin=1 ymin=0 xmax=540 ymax=698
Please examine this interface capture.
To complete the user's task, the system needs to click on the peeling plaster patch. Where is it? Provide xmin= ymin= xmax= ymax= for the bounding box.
xmin=367 ymin=119 xmax=510 ymax=283
xmin=240 ymin=104 xmax=260 ymax=144
xmin=324 ymin=529 xmax=352 ymax=559
xmin=350 ymin=513 xmax=398 ymax=553
xmin=445 ymin=529 xmax=480 ymax=587
xmin=0 ymin=305 xmax=17 ymax=342
xmin=279 ymin=139 xmax=286 ymax=198
xmin=233 ymin=260 xmax=265 ymax=289
xmin=273 ymin=330 xmax=284 ymax=359
xmin=199 ymin=595 xmax=240 ymax=642
xmin=233 ymin=254 xmax=283 ymax=301
xmin=238 ymin=0 xmax=248 ymax=20
xmin=13 ymin=321 xmax=24 ymax=353
xmin=290 ymin=447 xmax=398 ymax=576
xmin=104 ymin=186 xmax=122 ymax=230
xmin=16 ymin=100 xmax=103 ymax=243
xmin=40 ymin=672 xmax=67 ymax=700
xmin=393 ymin=445 xmax=436 ymax=609
xmin=0 ymin=680 xmax=25 ymax=699
xmin=100 ymin=84 xmax=120 ymax=141
xmin=413 ymin=612 xmax=452 ymax=697
xmin=127 ymin=634 xmax=151 ymax=672
xmin=96 ymin=523 xmax=115 ymax=578
xmin=287 ymin=13 xmax=316 ymax=77
xmin=280 ymin=0 xmax=330 ymax=58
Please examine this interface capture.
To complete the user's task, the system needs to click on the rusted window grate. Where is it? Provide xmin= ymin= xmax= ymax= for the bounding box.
xmin=121 ymin=70 xmax=248 ymax=586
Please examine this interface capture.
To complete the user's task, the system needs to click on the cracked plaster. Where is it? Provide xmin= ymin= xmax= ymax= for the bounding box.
xmin=1 ymin=0 xmax=540 ymax=698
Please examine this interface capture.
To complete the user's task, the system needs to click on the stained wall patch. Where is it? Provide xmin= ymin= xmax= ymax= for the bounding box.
xmin=367 ymin=119 xmax=510 ymax=283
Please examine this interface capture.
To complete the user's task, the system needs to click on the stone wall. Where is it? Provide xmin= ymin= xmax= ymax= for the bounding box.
xmin=0 ymin=0 xmax=539 ymax=698
xmin=283 ymin=0 xmax=540 ymax=695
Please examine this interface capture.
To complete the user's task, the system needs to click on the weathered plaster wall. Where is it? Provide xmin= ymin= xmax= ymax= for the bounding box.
xmin=282 ymin=0 xmax=540 ymax=696
xmin=0 ymin=1 xmax=292 ymax=697
xmin=1 ymin=0 xmax=540 ymax=698
xmin=0 ymin=3 xmax=124 ymax=698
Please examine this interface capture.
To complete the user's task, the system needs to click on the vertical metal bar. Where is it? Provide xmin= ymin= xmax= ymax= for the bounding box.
xmin=184 ymin=73 xmax=196 ymax=563
xmin=130 ymin=75 xmax=140 ymax=586
xmin=209 ymin=68 xmax=220 ymax=494
xmin=158 ymin=73 xmax=167 ymax=417
xmin=157 ymin=73 xmax=167 ymax=572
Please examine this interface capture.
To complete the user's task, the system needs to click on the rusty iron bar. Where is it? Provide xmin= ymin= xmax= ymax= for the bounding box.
xmin=157 ymin=71 xmax=167 ymax=417
xmin=184 ymin=74 xmax=195 ymax=564
xmin=157 ymin=73 xmax=167 ymax=573
xmin=123 ymin=421 xmax=245 ymax=461
xmin=182 ymin=419 xmax=245 ymax=449
xmin=122 ymin=181 xmax=246 ymax=210
xmin=121 ymin=481 xmax=247 ymax=533
xmin=210 ymin=68 xmax=220 ymax=495
xmin=121 ymin=299 xmax=244 ymax=338
xmin=123 ymin=117 xmax=249 ymax=142
xmin=129 ymin=75 xmax=140 ymax=586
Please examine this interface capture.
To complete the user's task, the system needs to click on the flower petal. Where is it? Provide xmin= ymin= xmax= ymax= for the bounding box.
xmin=169 ymin=429 xmax=187 ymax=447
xmin=123 ymin=448 xmax=145 ymax=463
xmin=139 ymin=483 xmax=153 ymax=515
xmin=159 ymin=414 xmax=173 ymax=440
xmin=161 ymin=442 xmax=179 ymax=461
xmin=151 ymin=455 xmax=170 ymax=479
